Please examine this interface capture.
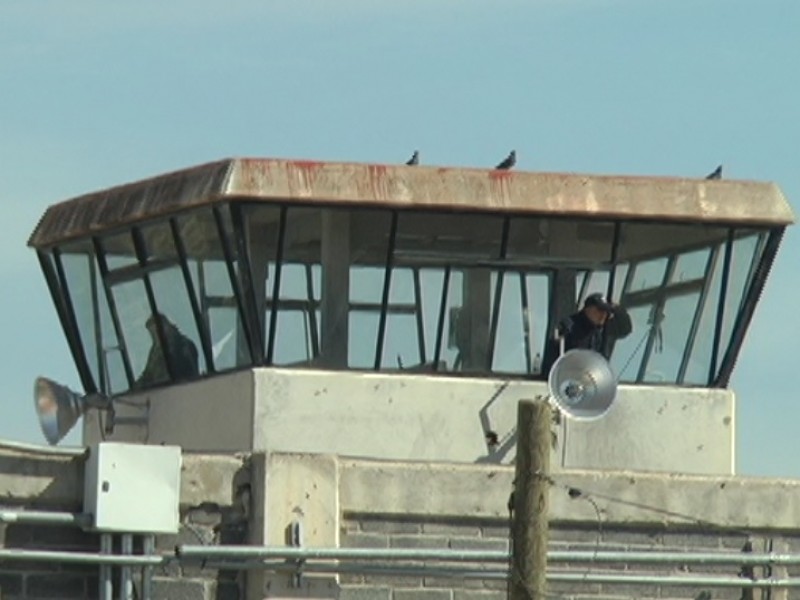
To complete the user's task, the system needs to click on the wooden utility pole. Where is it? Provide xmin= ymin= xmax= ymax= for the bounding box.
xmin=510 ymin=398 xmax=551 ymax=600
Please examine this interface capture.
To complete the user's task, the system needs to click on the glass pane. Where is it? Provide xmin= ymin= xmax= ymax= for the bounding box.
xmin=98 ymin=294 xmax=129 ymax=395
xmin=642 ymin=291 xmax=701 ymax=382
xmin=101 ymin=232 xmax=137 ymax=270
xmin=273 ymin=207 xmax=322 ymax=366
xmin=673 ymin=248 xmax=711 ymax=283
xmin=508 ymin=217 xmax=614 ymax=267
xmin=629 ymin=257 xmax=667 ymax=292
xmin=202 ymin=261 xmax=249 ymax=370
xmin=58 ymin=248 xmax=100 ymax=389
xmin=395 ymin=212 xmax=503 ymax=263
xmin=610 ymin=304 xmax=651 ymax=382
xmin=492 ymin=271 xmax=550 ymax=375
xmin=717 ymin=231 xmax=764 ymax=362
xmin=438 ymin=269 xmax=464 ymax=371
xmin=149 ymin=267 xmax=207 ymax=376
xmin=349 ymin=312 xmax=379 ymax=369
xmin=174 ymin=209 xmax=253 ymax=371
xmin=348 ymin=209 xmax=393 ymax=369
xmin=379 ymin=268 xmax=422 ymax=369
xmin=682 ymin=244 xmax=724 ymax=385
xmin=491 ymin=274 xmax=527 ymax=374
xmin=272 ymin=264 xmax=319 ymax=365
xmin=110 ymin=280 xmax=155 ymax=386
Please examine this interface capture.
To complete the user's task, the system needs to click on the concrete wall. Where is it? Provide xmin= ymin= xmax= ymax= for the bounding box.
xmin=86 ymin=368 xmax=735 ymax=475
xmin=0 ymin=442 xmax=249 ymax=600
xmin=3 ymin=444 xmax=800 ymax=599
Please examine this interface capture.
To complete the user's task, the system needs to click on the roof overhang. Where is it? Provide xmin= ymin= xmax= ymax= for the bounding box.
xmin=28 ymin=157 xmax=795 ymax=248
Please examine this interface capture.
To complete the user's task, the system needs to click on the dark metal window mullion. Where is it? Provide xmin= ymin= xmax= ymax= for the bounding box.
xmin=432 ymin=266 xmax=452 ymax=371
xmin=266 ymin=207 xmax=288 ymax=364
xmin=607 ymin=221 xmax=622 ymax=300
xmin=676 ymin=246 xmax=720 ymax=384
xmin=90 ymin=238 xmax=136 ymax=388
xmin=708 ymin=229 xmax=734 ymax=385
xmin=41 ymin=250 xmax=97 ymax=394
xmin=170 ymin=217 xmax=215 ymax=374
xmin=212 ymin=205 xmax=256 ymax=365
xmin=230 ymin=204 xmax=264 ymax=364
xmin=88 ymin=258 xmax=105 ymax=394
xmin=716 ymin=228 xmax=785 ymax=387
xmin=131 ymin=227 xmax=177 ymax=380
xmin=519 ymin=272 xmax=532 ymax=373
xmin=304 ymin=264 xmax=320 ymax=358
xmin=486 ymin=217 xmax=511 ymax=370
xmin=735 ymin=232 xmax=768 ymax=320
xmin=412 ymin=268 xmax=426 ymax=364
xmin=373 ymin=211 xmax=399 ymax=371
xmin=635 ymin=254 xmax=677 ymax=383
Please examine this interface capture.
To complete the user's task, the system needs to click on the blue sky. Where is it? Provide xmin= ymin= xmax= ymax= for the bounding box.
xmin=1 ymin=1 xmax=798 ymax=477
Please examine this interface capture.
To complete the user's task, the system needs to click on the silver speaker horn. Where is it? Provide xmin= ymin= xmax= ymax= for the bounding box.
xmin=34 ymin=377 xmax=108 ymax=445
xmin=547 ymin=349 xmax=617 ymax=420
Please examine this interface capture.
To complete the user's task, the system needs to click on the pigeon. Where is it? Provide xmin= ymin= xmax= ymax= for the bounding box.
xmin=705 ymin=165 xmax=722 ymax=180
xmin=405 ymin=150 xmax=419 ymax=166
xmin=495 ymin=150 xmax=516 ymax=170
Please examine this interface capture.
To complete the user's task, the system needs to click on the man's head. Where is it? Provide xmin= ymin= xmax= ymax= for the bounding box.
xmin=583 ymin=293 xmax=614 ymax=326
xmin=145 ymin=313 xmax=172 ymax=337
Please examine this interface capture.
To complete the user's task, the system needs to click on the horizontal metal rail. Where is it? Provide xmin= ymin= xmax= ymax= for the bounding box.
xmin=187 ymin=559 xmax=800 ymax=589
xmin=3 ymin=544 xmax=800 ymax=588
xmin=550 ymin=572 xmax=800 ymax=589
xmin=176 ymin=545 xmax=509 ymax=562
xmin=177 ymin=545 xmax=800 ymax=567
xmin=0 ymin=548 xmax=164 ymax=566
xmin=550 ymin=550 xmax=800 ymax=566
xmin=0 ymin=510 xmax=91 ymax=527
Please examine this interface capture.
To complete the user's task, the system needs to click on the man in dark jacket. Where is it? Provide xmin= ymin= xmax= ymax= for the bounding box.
xmin=541 ymin=293 xmax=632 ymax=377
xmin=135 ymin=313 xmax=199 ymax=388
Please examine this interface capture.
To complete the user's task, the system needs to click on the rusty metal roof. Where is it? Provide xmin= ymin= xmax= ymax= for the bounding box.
xmin=28 ymin=157 xmax=795 ymax=248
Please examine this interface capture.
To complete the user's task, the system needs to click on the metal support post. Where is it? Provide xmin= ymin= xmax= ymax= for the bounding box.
xmin=100 ymin=533 xmax=114 ymax=600
xmin=142 ymin=535 xmax=155 ymax=600
xmin=120 ymin=534 xmax=134 ymax=600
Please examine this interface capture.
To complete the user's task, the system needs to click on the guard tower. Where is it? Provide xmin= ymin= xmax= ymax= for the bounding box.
xmin=28 ymin=158 xmax=794 ymax=475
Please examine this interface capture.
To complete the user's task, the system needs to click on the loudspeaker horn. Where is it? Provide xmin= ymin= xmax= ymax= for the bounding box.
xmin=34 ymin=377 xmax=107 ymax=445
xmin=547 ymin=349 xmax=617 ymax=420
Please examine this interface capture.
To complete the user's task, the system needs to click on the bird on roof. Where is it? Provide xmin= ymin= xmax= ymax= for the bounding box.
xmin=495 ymin=150 xmax=516 ymax=170
xmin=405 ymin=150 xmax=419 ymax=166
xmin=705 ymin=165 xmax=723 ymax=180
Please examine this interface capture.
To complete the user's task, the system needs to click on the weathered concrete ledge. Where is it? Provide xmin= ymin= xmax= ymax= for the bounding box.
xmin=0 ymin=442 xmax=248 ymax=509
xmin=339 ymin=457 xmax=800 ymax=531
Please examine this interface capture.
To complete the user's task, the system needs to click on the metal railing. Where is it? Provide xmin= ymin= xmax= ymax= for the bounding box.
xmin=3 ymin=509 xmax=800 ymax=595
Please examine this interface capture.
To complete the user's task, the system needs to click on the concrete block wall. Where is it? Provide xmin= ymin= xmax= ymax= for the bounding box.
xmin=338 ymin=515 xmax=781 ymax=600
xmin=4 ymin=445 xmax=800 ymax=600
xmin=0 ymin=444 xmax=249 ymax=600
xmin=334 ymin=458 xmax=800 ymax=600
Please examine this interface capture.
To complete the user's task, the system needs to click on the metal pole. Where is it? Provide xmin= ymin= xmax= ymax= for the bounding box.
xmin=176 ymin=545 xmax=800 ymax=567
xmin=120 ymin=534 xmax=134 ymax=600
xmin=100 ymin=534 xmax=114 ymax=600
xmin=0 ymin=510 xmax=91 ymax=527
xmin=0 ymin=547 xmax=161 ymax=566
xmin=548 ymin=550 xmax=800 ymax=566
xmin=510 ymin=399 xmax=551 ymax=600
xmin=177 ymin=546 xmax=511 ymax=561
xmin=142 ymin=535 xmax=155 ymax=600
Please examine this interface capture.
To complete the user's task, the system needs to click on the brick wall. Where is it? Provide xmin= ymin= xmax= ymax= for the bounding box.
xmin=0 ymin=446 xmax=249 ymax=600
xmin=339 ymin=514 xmax=800 ymax=600
xmin=5 ymin=448 xmax=800 ymax=600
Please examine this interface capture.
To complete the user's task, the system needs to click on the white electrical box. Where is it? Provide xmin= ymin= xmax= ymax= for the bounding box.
xmin=83 ymin=442 xmax=182 ymax=533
